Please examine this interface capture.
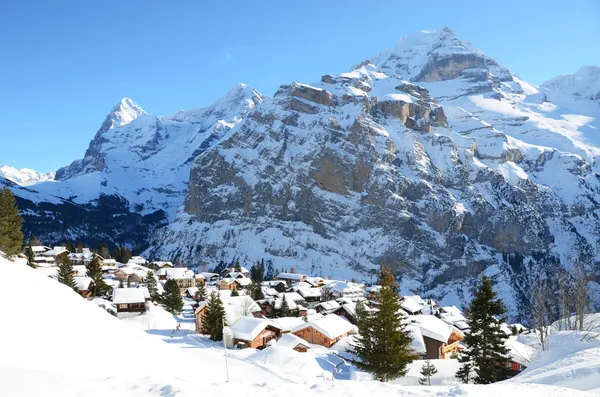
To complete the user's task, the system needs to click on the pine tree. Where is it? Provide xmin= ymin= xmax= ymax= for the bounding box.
xmin=145 ymin=271 xmax=160 ymax=301
xmin=419 ymin=360 xmax=438 ymax=385
xmin=456 ymin=275 xmax=510 ymax=384
xmin=265 ymin=260 xmax=276 ymax=281
xmin=351 ymin=265 xmax=414 ymax=381
xmin=280 ymin=294 xmax=290 ymax=317
xmin=197 ymin=283 xmax=207 ymax=301
xmin=163 ymin=279 xmax=184 ymax=314
xmin=98 ymin=242 xmax=111 ymax=259
xmin=57 ymin=255 xmax=78 ymax=292
xmin=0 ymin=187 xmax=23 ymax=257
xmin=29 ymin=235 xmax=41 ymax=247
xmin=76 ymin=241 xmax=83 ymax=253
xmin=234 ymin=260 xmax=242 ymax=272
xmin=118 ymin=280 xmax=124 ymax=288
xmin=201 ymin=292 xmax=227 ymax=341
xmin=87 ymin=256 xmax=110 ymax=297
xmin=24 ymin=245 xmax=34 ymax=267
xmin=249 ymin=282 xmax=264 ymax=301
xmin=231 ymin=287 xmax=239 ymax=297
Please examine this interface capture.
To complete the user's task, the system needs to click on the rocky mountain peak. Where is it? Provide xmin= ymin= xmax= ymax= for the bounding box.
xmin=107 ymin=97 xmax=146 ymax=128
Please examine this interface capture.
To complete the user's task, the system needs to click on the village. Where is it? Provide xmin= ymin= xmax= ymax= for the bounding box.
xmin=23 ymin=243 xmax=533 ymax=381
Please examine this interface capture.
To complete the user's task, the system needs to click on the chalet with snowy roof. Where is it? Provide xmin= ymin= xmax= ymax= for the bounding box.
xmin=152 ymin=261 xmax=173 ymax=269
xmin=221 ymin=266 xmax=250 ymax=278
xmin=335 ymin=301 xmax=376 ymax=324
xmin=114 ymin=266 xmax=147 ymax=284
xmin=276 ymin=272 xmax=307 ymax=286
xmin=68 ymin=252 xmax=102 ymax=266
xmin=165 ymin=268 xmax=197 ymax=292
xmin=298 ymin=287 xmax=322 ymax=302
xmin=128 ymin=256 xmax=148 ymax=265
xmin=112 ymin=288 xmax=147 ymax=318
xmin=291 ymin=314 xmax=357 ymax=348
xmin=277 ymin=333 xmax=311 ymax=352
xmin=200 ymin=272 xmax=219 ymax=283
xmin=315 ymin=300 xmax=341 ymax=314
xmin=219 ymin=277 xmax=252 ymax=291
xmin=304 ymin=277 xmax=326 ymax=287
xmin=400 ymin=298 xmax=424 ymax=315
xmin=324 ymin=280 xmax=364 ymax=300
xmin=74 ymin=276 xmax=94 ymax=298
xmin=505 ymin=336 xmax=533 ymax=375
xmin=263 ymin=280 xmax=287 ymax=292
xmin=439 ymin=306 xmax=470 ymax=331
xmin=408 ymin=314 xmax=464 ymax=359
xmin=228 ymin=317 xmax=282 ymax=349
xmin=102 ymin=258 xmax=117 ymax=266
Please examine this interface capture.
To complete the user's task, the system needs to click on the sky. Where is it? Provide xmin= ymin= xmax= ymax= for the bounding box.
xmin=0 ymin=1 xmax=599 ymax=173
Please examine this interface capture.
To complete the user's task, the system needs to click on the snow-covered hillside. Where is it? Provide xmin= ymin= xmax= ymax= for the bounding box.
xmin=0 ymin=255 xmax=595 ymax=397
xmin=0 ymin=165 xmax=55 ymax=186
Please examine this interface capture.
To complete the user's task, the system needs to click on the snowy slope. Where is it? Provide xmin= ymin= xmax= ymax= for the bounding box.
xmin=0 ymin=165 xmax=55 ymax=186
xmin=0 ymin=254 xmax=594 ymax=397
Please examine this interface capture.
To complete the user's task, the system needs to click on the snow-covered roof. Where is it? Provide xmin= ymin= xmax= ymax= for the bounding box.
xmin=153 ymin=261 xmax=173 ymax=268
xmin=264 ymin=288 xmax=279 ymax=297
xmin=291 ymin=314 xmax=357 ymax=340
xmin=298 ymin=288 xmax=322 ymax=299
xmin=30 ymin=246 xmax=51 ymax=253
xmin=41 ymin=249 xmax=68 ymax=257
xmin=325 ymin=280 xmax=364 ymax=296
xmin=278 ymin=292 xmax=305 ymax=303
xmin=409 ymin=314 xmax=453 ymax=343
xmin=407 ymin=324 xmax=427 ymax=355
xmin=72 ymin=265 xmax=87 ymax=277
xmin=273 ymin=316 xmax=307 ymax=332
xmin=74 ymin=276 xmax=93 ymax=291
xmin=102 ymin=259 xmax=117 ymax=265
xmin=318 ymin=300 xmax=341 ymax=312
xmin=224 ymin=271 xmax=247 ymax=279
xmin=506 ymin=336 xmax=534 ymax=365
xmin=200 ymin=272 xmax=219 ymax=279
xmin=165 ymin=268 xmax=194 ymax=279
xmin=277 ymin=333 xmax=310 ymax=349
xmin=224 ymin=296 xmax=262 ymax=324
xmin=304 ymin=277 xmax=325 ymax=286
xmin=401 ymin=299 xmax=424 ymax=314
xmin=112 ymin=288 xmax=146 ymax=304
xmin=228 ymin=317 xmax=281 ymax=341
xmin=277 ymin=273 xmax=306 ymax=281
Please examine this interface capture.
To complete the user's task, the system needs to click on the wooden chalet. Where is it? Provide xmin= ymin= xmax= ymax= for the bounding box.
xmin=228 ymin=317 xmax=282 ymax=349
xmin=291 ymin=314 xmax=357 ymax=348
xmin=112 ymin=288 xmax=147 ymax=318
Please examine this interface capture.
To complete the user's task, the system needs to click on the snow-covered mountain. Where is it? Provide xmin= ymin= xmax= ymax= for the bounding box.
xmin=4 ymin=27 xmax=600 ymax=320
xmin=0 ymin=165 xmax=55 ymax=186
xmin=147 ymin=28 xmax=600 ymax=321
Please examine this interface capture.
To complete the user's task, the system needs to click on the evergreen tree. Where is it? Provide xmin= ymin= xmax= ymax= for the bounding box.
xmin=279 ymin=294 xmax=291 ymax=317
xmin=197 ymin=283 xmax=207 ymax=301
xmin=87 ymin=256 xmax=110 ymax=297
xmin=234 ymin=260 xmax=242 ymax=272
xmin=98 ymin=242 xmax=111 ymax=259
xmin=118 ymin=280 xmax=124 ymax=288
xmin=231 ymin=287 xmax=239 ymax=297
xmin=145 ymin=271 xmax=160 ymax=301
xmin=351 ymin=265 xmax=414 ymax=381
xmin=163 ymin=279 xmax=184 ymax=314
xmin=57 ymin=255 xmax=78 ymax=292
xmin=24 ymin=245 xmax=34 ymax=267
xmin=248 ymin=282 xmax=264 ymax=301
xmin=456 ymin=275 xmax=510 ymax=384
xmin=0 ymin=187 xmax=23 ymax=257
xmin=265 ymin=260 xmax=276 ymax=281
xmin=419 ymin=360 xmax=438 ymax=385
xmin=201 ymin=292 xmax=227 ymax=341
xmin=76 ymin=241 xmax=83 ymax=253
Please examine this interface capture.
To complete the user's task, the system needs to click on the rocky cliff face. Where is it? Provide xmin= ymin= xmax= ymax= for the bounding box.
xmin=149 ymin=28 xmax=600 ymax=321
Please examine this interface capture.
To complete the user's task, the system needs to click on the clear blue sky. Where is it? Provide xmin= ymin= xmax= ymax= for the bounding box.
xmin=1 ymin=0 xmax=599 ymax=173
